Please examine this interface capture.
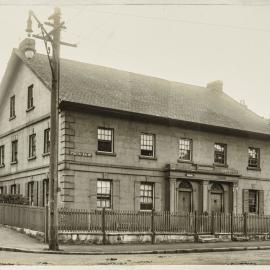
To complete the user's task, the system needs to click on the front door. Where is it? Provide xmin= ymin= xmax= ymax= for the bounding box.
xmin=211 ymin=193 xmax=222 ymax=212
xmin=178 ymin=191 xmax=191 ymax=213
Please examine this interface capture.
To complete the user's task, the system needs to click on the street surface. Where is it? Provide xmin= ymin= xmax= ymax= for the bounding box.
xmin=0 ymin=250 xmax=269 ymax=265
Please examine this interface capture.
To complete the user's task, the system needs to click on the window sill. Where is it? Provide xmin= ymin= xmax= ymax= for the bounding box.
xmin=177 ymin=159 xmax=193 ymax=164
xmin=10 ymin=161 xmax=18 ymax=165
xmin=26 ymin=106 xmax=35 ymax=113
xmin=9 ymin=116 xmax=16 ymax=121
xmin=247 ymin=166 xmax=261 ymax=171
xmin=139 ymin=155 xmax=157 ymax=160
xmin=213 ymin=163 xmax=228 ymax=168
xmin=97 ymin=207 xmax=112 ymax=210
xmin=96 ymin=151 xmax=116 ymax=157
xmin=42 ymin=152 xmax=50 ymax=157
xmin=0 ymin=164 xmax=5 ymax=168
xmin=28 ymin=156 xmax=36 ymax=161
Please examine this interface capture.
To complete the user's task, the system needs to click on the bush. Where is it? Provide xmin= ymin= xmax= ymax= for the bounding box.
xmin=0 ymin=194 xmax=29 ymax=205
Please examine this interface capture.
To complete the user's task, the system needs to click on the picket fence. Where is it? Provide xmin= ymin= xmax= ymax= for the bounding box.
xmin=0 ymin=203 xmax=46 ymax=233
xmin=1 ymin=203 xmax=270 ymax=242
xmin=58 ymin=208 xmax=270 ymax=236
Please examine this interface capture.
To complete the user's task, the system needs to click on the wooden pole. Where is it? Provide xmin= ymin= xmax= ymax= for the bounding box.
xmin=151 ymin=208 xmax=155 ymax=244
xmin=102 ymin=207 xmax=106 ymax=244
xmin=194 ymin=211 xmax=198 ymax=242
xmin=48 ymin=7 xmax=61 ymax=251
xmin=211 ymin=211 xmax=215 ymax=235
xmin=44 ymin=204 xmax=49 ymax=243
xmin=244 ymin=212 xmax=248 ymax=238
xmin=230 ymin=212 xmax=234 ymax=240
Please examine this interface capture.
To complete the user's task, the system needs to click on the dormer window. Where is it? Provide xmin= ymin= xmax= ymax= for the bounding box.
xmin=27 ymin=84 xmax=34 ymax=111
xmin=10 ymin=95 xmax=15 ymax=119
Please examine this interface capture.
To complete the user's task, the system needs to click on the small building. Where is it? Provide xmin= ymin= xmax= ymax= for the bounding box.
xmin=0 ymin=41 xmax=270 ymax=215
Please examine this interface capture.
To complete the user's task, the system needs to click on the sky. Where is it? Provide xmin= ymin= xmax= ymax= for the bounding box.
xmin=0 ymin=2 xmax=270 ymax=118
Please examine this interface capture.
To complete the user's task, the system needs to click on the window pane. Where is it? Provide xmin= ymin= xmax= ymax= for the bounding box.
xmin=179 ymin=139 xmax=191 ymax=160
xmin=249 ymin=190 xmax=257 ymax=213
xmin=10 ymin=96 xmax=15 ymax=118
xmin=140 ymin=134 xmax=154 ymax=157
xmin=28 ymin=85 xmax=34 ymax=108
xmin=248 ymin=147 xmax=260 ymax=168
xmin=140 ymin=182 xmax=153 ymax=210
xmin=97 ymin=128 xmax=113 ymax=152
xmin=29 ymin=134 xmax=36 ymax=157
xmin=97 ymin=180 xmax=112 ymax=209
xmin=214 ymin=143 xmax=226 ymax=164
xmin=44 ymin=129 xmax=50 ymax=153
xmin=12 ymin=141 xmax=18 ymax=162
xmin=98 ymin=141 xmax=112 ymax=152
xmin=0 ymin=145 xmax=4 ymax=165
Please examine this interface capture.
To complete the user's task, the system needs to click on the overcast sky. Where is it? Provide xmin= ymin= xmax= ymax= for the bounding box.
xmin=1 ymin=2 xmax=270 ymax=118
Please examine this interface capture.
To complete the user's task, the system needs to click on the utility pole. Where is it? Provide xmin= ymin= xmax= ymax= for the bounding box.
xmin=48 ymin=7 xmax=61 ymax=251
xmin=24 ymin=7 xmax=76 ymax=251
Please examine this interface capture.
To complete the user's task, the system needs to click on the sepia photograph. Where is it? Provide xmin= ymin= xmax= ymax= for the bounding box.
xmin=1 ymin=0 xmax=270 ymax=267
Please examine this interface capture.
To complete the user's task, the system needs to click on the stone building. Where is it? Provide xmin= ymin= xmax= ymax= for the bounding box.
xmin=0 ymin=43 xmax=270 ymax=214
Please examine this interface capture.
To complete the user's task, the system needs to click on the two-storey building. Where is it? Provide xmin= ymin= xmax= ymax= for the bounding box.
xmin=1 ymin=40 xmax=270 ymax=214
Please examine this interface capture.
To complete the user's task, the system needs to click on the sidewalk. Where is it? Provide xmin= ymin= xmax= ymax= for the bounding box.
xmin=1 ymin=225 xmax=270 ymax=255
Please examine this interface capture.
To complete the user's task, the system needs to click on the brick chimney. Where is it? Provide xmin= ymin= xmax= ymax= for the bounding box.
xmin=207 ymin=80 xmax=223 ymax=93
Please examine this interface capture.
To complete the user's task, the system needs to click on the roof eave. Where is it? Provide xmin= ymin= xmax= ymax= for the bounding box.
xmin=59 ymin=100 xmax=270 ymax=140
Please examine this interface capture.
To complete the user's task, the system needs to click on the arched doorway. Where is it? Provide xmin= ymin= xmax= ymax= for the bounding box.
xmin=177 ymin=180 xmax=193 ymax=213
xmin=210 ymin=183 xmax=224 ymax=212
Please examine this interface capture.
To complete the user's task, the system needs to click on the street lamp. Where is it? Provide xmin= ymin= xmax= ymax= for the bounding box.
xmin=23 ymin=7 xmax=76 ymax=251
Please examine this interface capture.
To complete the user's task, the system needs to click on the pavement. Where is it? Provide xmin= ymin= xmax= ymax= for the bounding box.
xmin=1 ymin=225 xmax=270 ymax=255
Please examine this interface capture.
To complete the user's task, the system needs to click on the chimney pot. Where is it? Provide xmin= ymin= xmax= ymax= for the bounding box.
xmin=207 ymin=80 xmax=223 ymax=93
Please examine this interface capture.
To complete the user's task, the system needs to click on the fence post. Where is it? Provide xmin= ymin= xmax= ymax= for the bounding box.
xmin=211 ymin=212 xmax=215 ymax=235
xmin=194 ymin=211 xmax=198 ymax=242
xmin=151 ymin=208 xmax=155 ymax=244
xmin=230 ymin=212 xmax=234 ymax=240
xmin=102 ymin=207 xmax=106 ymax=245
xmin=44 ymin=205 xmax=49 ymax=243
xmin=244 ymin=212 xmax=248 ymax=237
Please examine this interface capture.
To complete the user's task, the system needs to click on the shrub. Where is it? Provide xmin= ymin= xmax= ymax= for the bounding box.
xmin=0 ymin=194 xmax=29 ymax=205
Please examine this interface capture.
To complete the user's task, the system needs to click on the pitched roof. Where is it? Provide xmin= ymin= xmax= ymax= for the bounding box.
xmin=14 ymin=49 xmax=270 ymax=136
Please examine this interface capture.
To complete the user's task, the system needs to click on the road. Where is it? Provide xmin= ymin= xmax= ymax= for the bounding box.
xmin=0 ymin=250 xmax=269 ymax=265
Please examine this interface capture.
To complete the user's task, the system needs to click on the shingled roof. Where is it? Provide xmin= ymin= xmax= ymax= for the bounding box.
xmin=14 ymin=49 xmax=270 ymax=136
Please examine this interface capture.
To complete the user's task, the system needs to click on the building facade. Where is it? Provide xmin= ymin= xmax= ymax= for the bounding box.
xmin=0 ymin=43 xmax=270 ymax=215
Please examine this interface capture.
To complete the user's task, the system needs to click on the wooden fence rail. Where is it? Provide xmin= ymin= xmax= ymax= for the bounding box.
xmin=2 ymin=203 xmax=270 ymax=240
xmin=57 ymin=208 xmax=270 ymax=237
xmin=0 ymin=203 xmax=46 ymax=233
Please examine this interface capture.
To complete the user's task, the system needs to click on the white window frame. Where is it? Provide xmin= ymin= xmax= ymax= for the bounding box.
xmin=179 ymin=138 xmax=192 ymax=161
xmin=96 ymin=179 xmax=112 ymax=209
xmin=140 ymin=182 xmax=154 ymax=211
xmin=140 ymin=133 xmax=155 ymax=157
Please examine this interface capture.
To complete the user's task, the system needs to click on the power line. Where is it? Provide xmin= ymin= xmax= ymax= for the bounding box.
xmin=2 ymin=0 xmax=270 ymax=6
xmin=83 ymin=9 xmax=270 ymax=33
